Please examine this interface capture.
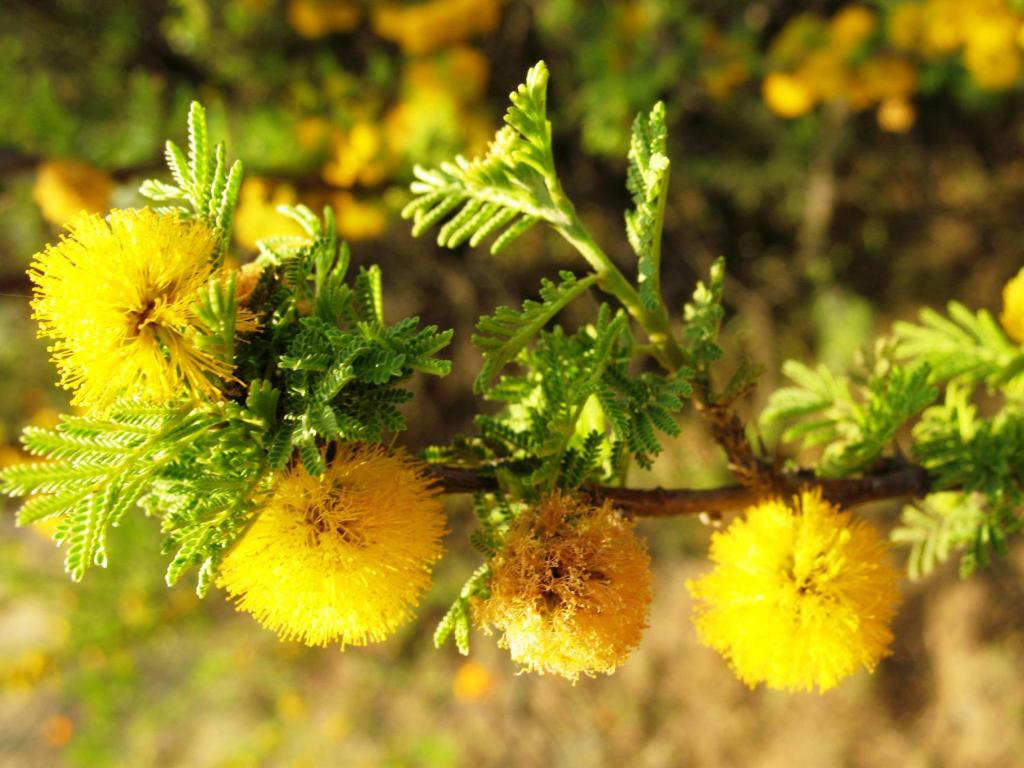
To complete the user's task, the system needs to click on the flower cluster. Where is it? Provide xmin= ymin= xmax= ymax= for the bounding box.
xmin=763 ymin=2 xmax=1024 ymax=130
xmin=228 ymin=45 xmax=493 ymax=252
xmin=763 ymin=6 xmax=918 ymax=131
xmin=687 ymin=490 xmax=901 ymax=693
xmin=474 ymin=492 xmax=652 ymax=682
xmin=889 ymin=0 xmax=1024 ymax=90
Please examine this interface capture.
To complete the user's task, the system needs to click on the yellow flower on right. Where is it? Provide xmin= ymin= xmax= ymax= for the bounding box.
xmin=1001 ymin=268 xmax=1024 ymax=344
xmin=687 ymin=489 xmax=901 ymax=693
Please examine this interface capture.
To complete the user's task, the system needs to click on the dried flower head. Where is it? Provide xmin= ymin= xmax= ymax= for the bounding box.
xmin=29 ymin=208 xmax=231 ymax=409
xmin=218 ymin=444 xmax=446 ymax=648
xmin=474 ymin=492 xmax=652 ymax=682
xmin=687 ymin=489 xmax=901 ymax=693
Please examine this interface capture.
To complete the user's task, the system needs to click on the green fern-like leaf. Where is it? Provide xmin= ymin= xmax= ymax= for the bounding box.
xmin=598 ymin=364 xmax=689 ymax=469
xmin=139 ymin=101 xmax=244 ymax=257
xmin=194 ymin=270 xmax=242 ymax=369
xmin=824 ymin=362 xmax=936 ymax=476
xmin=760 ymin=360 xmax=853 ymax=448
xmin=626 ymin=102 xmax=670 ymax=312
xmin=683 ymin=257 xmax=726 ymax=366
xmin=762 ymin=360 xmax=936 ymax=477
xmin=402 ymin=61 xmax=566 ymax=254
xmin=559 ymin=430 xmax=605 ymax=488
xmin=893 ymin=493 xmax=984 ymax=579
xmin=0 ymin=406 xmax=220 ymax=580
xmin=894 ymin=301 xmax=1024 ymax=395
xmin=472 ymin=271 xmax=599 ymax=391
xmin=434 ymin=564 xmax=491 ymax=655
xmin=913 ymin=385 xmax=1024 ymax=503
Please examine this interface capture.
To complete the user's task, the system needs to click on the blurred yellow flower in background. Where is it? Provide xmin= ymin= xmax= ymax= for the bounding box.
xmin=403 ymin=45 xmax=490 ymax=102
xmin=2 ymin=650 xmax=50 ymax=693
xmin=218 ymin=445 xmax=446 ymax=648
xmin=763 ymin=71 xmax=816 ymax=118
xmin=288 ymin=0 xmax=362 ymax=39
xmin=764 ymin=1 xmax=1024 ymax=121
xmin=0 ymin=445 xmax=23 ymax=469
xmin=700 ymin=31 xmax=752 ymax=102
xmin=330 ymin=192 xmax=387 ymax=240
xmin=883 ymin=0 xmax=1024 ymax=90
xmin=888 ymin=2 xmax=925 ymax=51
xmin=452 ymin=660 xmax=496 ymax=701
xmin=877 ymin=97 xmax=916 ymax=133
xmin=860 ymin=55 xmax=918 ymax=101
xmin=29 ymin=208 xmax=230 ymax=409
xmin=322 ymin=122 xmax=388 ymax=188
xmin=687 ymin=490 xmax=901 ymax=693
xmin=233 ymin=178 xmax=308 ymax=250
xmin=1000 ymin=268 xmax=1024 ymax=343
xmin=294 ymin=115 xmax=333 ymax=151
xmin=40 ymin=714 xmax=75 ymax=749
xmin=474 ymin=492 xmax=652 ymax=682
xmin=372 ymin=0 xmax=502 ymax=55
xmin=770 ymin=13 xmax=827 ymax=66
xmin=275 ymin=690 xmax=307 ymax=721
xmin=921 ymin=0 xmax=966 ymax=55
xmin=829 ymin=5 xmax=877 ymax=55
xmin=964 ymin=33 xmax=1022 ymax=90
xmin=32 ymin=160 xmax=113 ymax=227
xmin=383 ymin=47 xmax=494 ymax=164
xmin=799 ymin=48 xmax=851 ymax=103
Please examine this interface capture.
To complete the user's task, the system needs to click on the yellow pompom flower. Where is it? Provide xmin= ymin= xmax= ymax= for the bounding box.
xmin=218 ymin=445 xmax=446 ymax=648
xmin=474 ymin=492 xmax=652 ymax=682
xmin=1001 ymin=268 xmax=1024 ymax=344
xmin=29 ymin=208 xmax=232 ymax=409
xmin=687 ymin=490 xmax=901 ymax=693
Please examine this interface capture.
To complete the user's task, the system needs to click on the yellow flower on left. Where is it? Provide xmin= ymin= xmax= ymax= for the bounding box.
xmin=218 ymin=444 xmax=446 ymax=648
xmin=29 ymin=208 xmax=231 ymax=409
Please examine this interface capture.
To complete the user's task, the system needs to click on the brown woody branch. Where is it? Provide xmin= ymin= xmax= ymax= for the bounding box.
xmin=426 ymin=461 xmax=935 ymax=518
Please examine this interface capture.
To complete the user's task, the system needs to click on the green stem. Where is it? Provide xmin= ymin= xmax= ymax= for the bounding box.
xmin=553 ymin=213 xmax=685 ymax=373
